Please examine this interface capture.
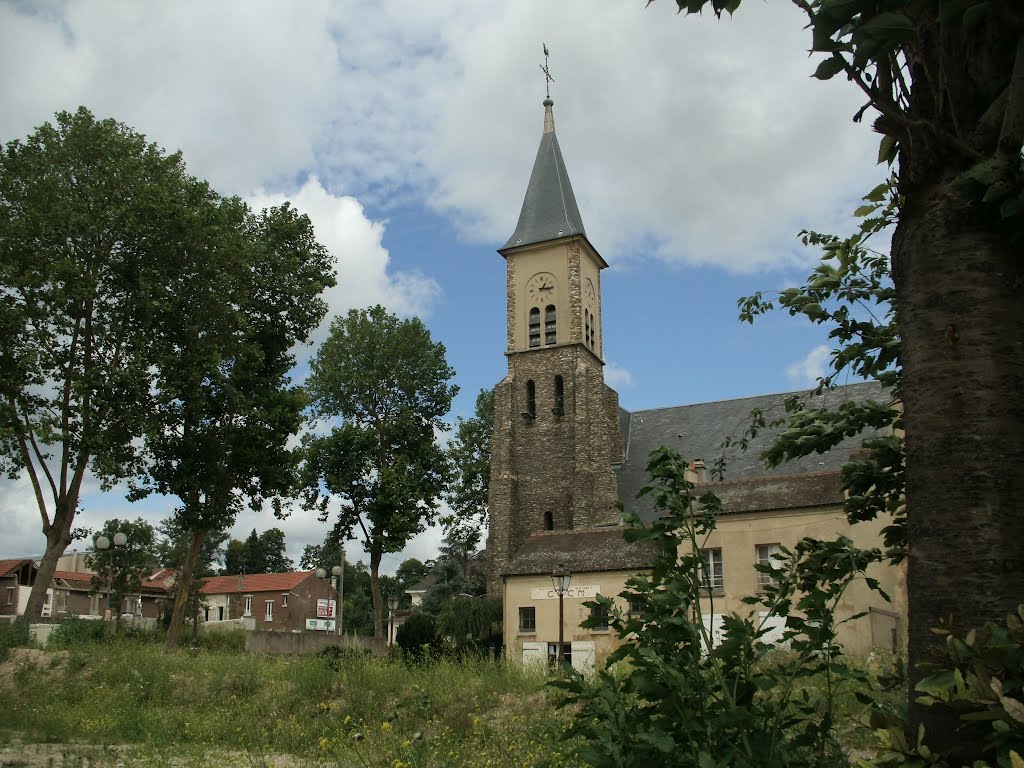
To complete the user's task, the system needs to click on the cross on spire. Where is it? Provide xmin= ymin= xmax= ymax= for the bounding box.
xmin=540 ymin=43 xmax=554 ymax=100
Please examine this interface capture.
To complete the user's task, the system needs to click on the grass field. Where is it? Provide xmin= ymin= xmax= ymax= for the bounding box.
xmin=0 ymin=627 xmax=902 ymax=768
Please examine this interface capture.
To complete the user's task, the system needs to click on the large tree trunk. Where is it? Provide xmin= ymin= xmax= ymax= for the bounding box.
xmin=23 ymin=503 xmax=75 ymax=623
xmin=165 ymin=528 xmax=206 ymax=651
xmin=369 ymin=548 xmax=384 ymax=642
xmin=892 ymin=183 xmax=1024 ymax=759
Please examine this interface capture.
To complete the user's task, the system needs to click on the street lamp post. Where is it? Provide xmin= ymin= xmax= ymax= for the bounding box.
xmin=551 ymin=565 xmax=572 ymax=670
xmin=316 ymin=564 xmax=344 ymax=634
xmin=95 ymin=531 xmax=127 ymax=631
xmin=387 ymin=595 xmax=399 ymax=647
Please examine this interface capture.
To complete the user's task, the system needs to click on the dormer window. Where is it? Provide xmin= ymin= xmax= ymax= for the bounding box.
xmin=529 ymin=308 xmax=541 ymax=348
xmin=545 ymin=305 xmax=556 ymax=345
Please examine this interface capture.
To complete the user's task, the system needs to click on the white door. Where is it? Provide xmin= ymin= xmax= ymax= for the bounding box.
xmin=757 ymin=611 xmax=788 ymax=647
xmin=522 ymin=642 xmax=546 ymax=669
xmin=570 ymin=641 xmax=596 ymax=675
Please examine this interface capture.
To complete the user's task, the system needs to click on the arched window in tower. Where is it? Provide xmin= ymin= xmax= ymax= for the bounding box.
xmin=545 ymin=305 xmax=556 ymax=345
xmin=544 ymin=511 xmax=554 ymax=531
xmin=526 ymin=379 xmax=536 ymax=419
xmin=587 ymin=311 xmax=596 ymax=349
xmin=528 ymin=307 xmax=541 ymax=348
xmin=553 ymin=375 xmax=564 ymax=416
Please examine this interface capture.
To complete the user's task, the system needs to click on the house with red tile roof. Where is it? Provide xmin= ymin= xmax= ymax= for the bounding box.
xmin=199 ymin=571 xmax=339 ymax=633
xmin=0 ymin=559 xmax=38 ymax=619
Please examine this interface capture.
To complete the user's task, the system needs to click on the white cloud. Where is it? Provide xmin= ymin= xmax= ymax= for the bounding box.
xmin=247 ymin=178 xmax=440 ymax=340
xmin=786 ymin=345 xmax=831 ymax=387
xmin=1 ymin=1 xmax=884 ymax=275
xmin=604 ymin=361 xmax=634 ymax=389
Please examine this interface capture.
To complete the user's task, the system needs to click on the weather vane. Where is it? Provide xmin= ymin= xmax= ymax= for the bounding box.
xmin=540 ymin=43 xmax=554 ymax=99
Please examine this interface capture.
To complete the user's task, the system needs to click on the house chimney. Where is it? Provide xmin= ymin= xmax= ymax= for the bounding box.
xmin=685 ymin=459 xmax=708 ymax=485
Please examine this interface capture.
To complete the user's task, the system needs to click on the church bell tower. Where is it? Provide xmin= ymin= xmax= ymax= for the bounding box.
xmin=486 ymin=92 xmax=624 ymax=592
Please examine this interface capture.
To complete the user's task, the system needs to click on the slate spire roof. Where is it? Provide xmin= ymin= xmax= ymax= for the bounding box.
xmin=502 ymin=98 xmax=587 ymax=250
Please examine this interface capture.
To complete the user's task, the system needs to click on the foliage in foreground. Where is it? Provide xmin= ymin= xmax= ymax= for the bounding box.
xmin=554 ymin=447 xmax=886 ymax=768
xmin=861 ymin=606 xmax=1024 ymax=768
xmin=0 ymin=638 xmax=576 ymax=768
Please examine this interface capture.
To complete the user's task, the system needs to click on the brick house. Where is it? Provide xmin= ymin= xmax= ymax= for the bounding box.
xmin=199 ymin=571 xmax=339 ymax=632
xmin=0 ymin=559 xmax=38 ymax=619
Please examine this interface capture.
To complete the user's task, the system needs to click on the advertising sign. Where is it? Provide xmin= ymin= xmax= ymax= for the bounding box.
xmin=306 ymin=618 xmax=336 ymax=631
xmin=530 ymin=585 xmax=600 ymax=600
xmin=316 ymin=599 xmax=336 ymax=618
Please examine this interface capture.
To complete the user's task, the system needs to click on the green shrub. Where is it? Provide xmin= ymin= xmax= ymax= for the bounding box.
xmin=861 ymin=605 xmax=1024 ymax=768
xmin=47 ymin=616 xmax=107 ymax=648
xmin=0 ymin=618 xmax=30 ymax=660
xmin=192 ymin=628 xmax=246 ymax=652
xmin=554 ymin=448 xmax=882 ymax=768
xmin=397 ymin=612 xmax=437 ymax=659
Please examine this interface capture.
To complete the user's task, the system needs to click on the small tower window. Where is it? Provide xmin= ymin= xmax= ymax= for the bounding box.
xmin=553 ymin=375 xmax=564 ymax=416
xmin=544 ymin=511 xmax=554 ymax=531
xmin=526 ymin=380 xmax=536 ymax=419
xmin=588 ymin=311 xmax=596 ymax=349
xmin=545 ymin=305 xmax=556 ymax=345
xmin=584 ymin=312 xmax=591 ymax=347
xmin=529 ymin=307 xmax=541 ymax=348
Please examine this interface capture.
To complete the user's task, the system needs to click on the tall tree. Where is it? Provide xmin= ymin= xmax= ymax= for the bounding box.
xmin=155 ymin=512 xmax=227 ymax=634
xmin=134 ymin=197 xmax=333 ymax=650
xmin=85 ymin=518 xmax=158 ymax=629
xmin=443 ymin=388 xmax=494 ymax=543
xmin=223 ymin=527 xmax=293 ymax=575
xmin=658 ymin=2 xmax=1023 ymax=754
xmin=0 ymin=107 xmax=218 ymax=622
xmin=302 ymin=305 xmax=457 ymax=641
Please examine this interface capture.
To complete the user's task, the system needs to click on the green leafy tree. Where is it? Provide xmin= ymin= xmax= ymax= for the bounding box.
xmin=436 ymin=595 xmax=502 ymax=654
xmin=656 ymin=3 xmax=1024 ymax=753
xmin=302 ymin=305 xmax=457 ymax=640
xmin=0 ymin=107 xmax=218 ymax=622
xmin=420 ymin=527 xmax=486 ymax=616
xmin=394 ymin=558 xmax=430 ymax=596
xmin=443 ymin=388 xmax=494 ymax=541
xmin=85 ymin=518 xmax=158 ymax=630
xmin=133 ymin=196 xmax=334 ymax=650
xmin=223 ymin=528 xmax=293 ymax=575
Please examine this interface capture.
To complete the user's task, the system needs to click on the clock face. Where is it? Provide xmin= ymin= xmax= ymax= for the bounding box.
xmin=526 ymin=272 xmax=557 ymax=304
xmin=584 ymin=278 xmax=596 ymax=307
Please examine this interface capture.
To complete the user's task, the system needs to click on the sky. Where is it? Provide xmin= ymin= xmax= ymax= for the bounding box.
xmin=0 ymin=0 xmax=887 ymax=574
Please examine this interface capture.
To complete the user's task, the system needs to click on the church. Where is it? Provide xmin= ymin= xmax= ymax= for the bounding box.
xmin=484 ymin=94 xmax=905 ymax=672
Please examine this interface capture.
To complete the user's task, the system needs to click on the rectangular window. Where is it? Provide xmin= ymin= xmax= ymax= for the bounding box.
xmin=54 ymin=590 xmax=67 ymax=613
xmin=628 ymin=596 xmax=648 ymax=619
xmin=5 ymin=587 xmax=13 ymax=605
xmin=282 ymin=593 xmax=288 ymax=607
xmin=518 ymin=606 xmax=536 ymax=633
xmin=264 ymin=600 xmax=274 ymax=621
xmin=756 ymin=544 xmax=782 ymax=590
xmin=589 ymin=604 xmax=609 ymax=631
xmin=701 ymin=549 xmax=724 ymax=593
xmin=244 ymin=595 xmax=253 ymax=616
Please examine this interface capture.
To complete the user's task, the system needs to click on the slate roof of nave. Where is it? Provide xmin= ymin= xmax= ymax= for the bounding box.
xmin=615 ymin=380 xmax=889 ymax=523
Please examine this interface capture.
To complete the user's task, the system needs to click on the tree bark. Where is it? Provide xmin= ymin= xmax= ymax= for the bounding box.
xmin=165 ymin=528 xmax=207 ymax=651
xmin=369 ymin=547 xmax=384 ymax=642
xmin=23 ymin=503 xmax=75 ymax=623
xmin=893 ymin=183 xmax=1024 ymax=759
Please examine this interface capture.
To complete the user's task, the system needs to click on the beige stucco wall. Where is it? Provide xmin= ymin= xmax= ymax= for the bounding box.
xmin=691 ymin=504 xmax=906 ymax=656
xmin=503 ymin=569 xmax=642 ymax=667
xmin=505 ymin=237 xmax=604 ymax=357
xmin=502 ymin=508 xmax=907 ymax=665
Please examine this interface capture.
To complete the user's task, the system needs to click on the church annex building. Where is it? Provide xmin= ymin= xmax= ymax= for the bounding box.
xmin=483 ymin=96 xmax=905 ymax=673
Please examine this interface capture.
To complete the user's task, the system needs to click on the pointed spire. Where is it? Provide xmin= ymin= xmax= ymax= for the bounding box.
xmin=502 ymin=98 xmax=587 ymax=251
